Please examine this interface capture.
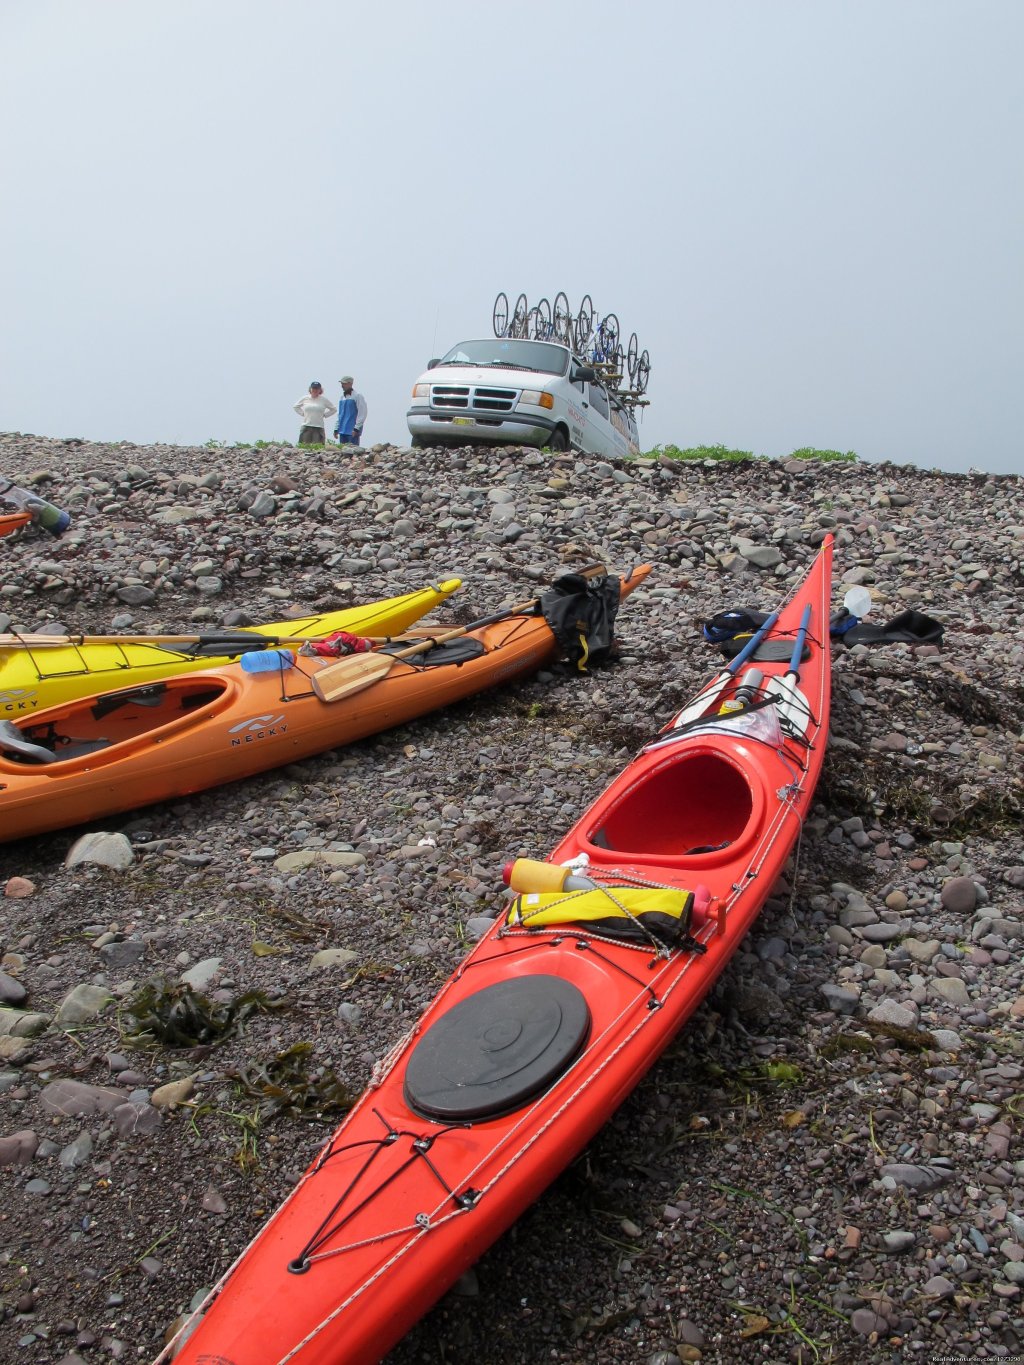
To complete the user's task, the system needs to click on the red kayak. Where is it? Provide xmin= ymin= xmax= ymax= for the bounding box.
xmin=164 ymin=538 xmax=833 ymax=1365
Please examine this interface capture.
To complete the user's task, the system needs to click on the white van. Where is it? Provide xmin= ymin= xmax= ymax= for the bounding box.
xmin=407 ymin=337 xmax=640 ymax=457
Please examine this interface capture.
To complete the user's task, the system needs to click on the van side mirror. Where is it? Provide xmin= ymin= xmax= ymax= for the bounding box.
xmin=427 ymin=358 xmax=440 ymax=370
xmin=573 ymin=365 xmax=596 ymax=382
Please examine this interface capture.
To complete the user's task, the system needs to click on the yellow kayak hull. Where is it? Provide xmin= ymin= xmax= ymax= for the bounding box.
xmin=0 ymin=579 xmax=461 ymax=718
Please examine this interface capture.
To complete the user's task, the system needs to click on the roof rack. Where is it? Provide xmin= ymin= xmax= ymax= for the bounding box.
xmin=492 ymin=291 xmax=651 ymax=411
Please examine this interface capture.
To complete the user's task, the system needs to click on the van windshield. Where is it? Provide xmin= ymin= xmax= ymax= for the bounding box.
xmin=438 ymin=340 xmax=570 ymax=376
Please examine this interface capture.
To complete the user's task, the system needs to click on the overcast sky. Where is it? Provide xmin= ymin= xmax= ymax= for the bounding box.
xmin=1 ymin=1 xmax=1021 ymax=475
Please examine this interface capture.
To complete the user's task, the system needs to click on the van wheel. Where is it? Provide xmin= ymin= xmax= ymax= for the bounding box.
xmin=549 ymin=428 xmax=569 ymax=453
xmin=409 ymin=436 xmax=428 ymax=448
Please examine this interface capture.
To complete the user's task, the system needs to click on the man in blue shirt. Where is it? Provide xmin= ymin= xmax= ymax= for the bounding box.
xmin=336 ymin=376 xmax=367 ymax=446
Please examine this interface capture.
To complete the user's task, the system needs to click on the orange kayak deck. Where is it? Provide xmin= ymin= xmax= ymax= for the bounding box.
xmin=163 ymin=543 xmax=832 ymax=1365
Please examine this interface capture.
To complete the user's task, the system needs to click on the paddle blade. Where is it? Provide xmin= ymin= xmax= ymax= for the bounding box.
xmin=766 ymin=674 xmax=812 ymax=734
xmin=311 ymin=651 xmax=394 ymax=702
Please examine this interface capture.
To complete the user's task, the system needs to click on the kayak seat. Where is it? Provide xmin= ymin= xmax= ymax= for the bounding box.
xmin=0 ymin=719 xmax=57 ymax=764
xmin=404 ymin=975 xmax=590 ymax=1122
xmin=55 ymin=738 xmax=113 ymax=761
xmin=584 ymin=750 xmax=761 ymax=866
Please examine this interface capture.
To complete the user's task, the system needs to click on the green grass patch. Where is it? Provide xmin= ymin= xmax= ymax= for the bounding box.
xmin=649 ymin=443 xmax=755 ymax=462
xmin=646 ymin=443 xmax=857 ymax=464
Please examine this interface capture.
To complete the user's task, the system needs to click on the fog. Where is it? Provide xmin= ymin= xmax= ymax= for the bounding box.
xmin=2 ymin=0 xmax=1021 ymax=474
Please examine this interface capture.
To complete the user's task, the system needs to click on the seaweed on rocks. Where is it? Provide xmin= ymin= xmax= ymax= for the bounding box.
xmin=263 ymin=903 xmax=333 ymax=944
xmin=818 ymin=748 xmax=931 ymax=828
xmin=232 ymin=1040 xmax=353 ymax=1120
xmin=820 ymin=1021 xmax=939 ymax=1058
xmin=819 ymin=742 xmax=1024 ymax=840
xmin=914 ymin=671 xmax=1008 ymax=726
xmin=124 ymin=979 xmax=286 ymax=1047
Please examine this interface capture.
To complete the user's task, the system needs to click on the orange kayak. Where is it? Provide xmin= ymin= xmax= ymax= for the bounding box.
xmin=160 ymin=542 xmax=831 ymax=1365
xmin=0 ymin=511 xmax=30 ymax=538
xmin=0 ymin=567 xmax=650 ymax=843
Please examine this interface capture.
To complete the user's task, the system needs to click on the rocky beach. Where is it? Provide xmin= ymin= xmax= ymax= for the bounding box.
xmin=1 ymin=432 xmax=1022 ymax=1365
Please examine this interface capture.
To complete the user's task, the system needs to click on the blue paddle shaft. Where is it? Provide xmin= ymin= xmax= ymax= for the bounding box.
xmin=788 ymin=604 xmax=813 ymax=675
xmin=726 ymin=610 xmax=780 ymax=675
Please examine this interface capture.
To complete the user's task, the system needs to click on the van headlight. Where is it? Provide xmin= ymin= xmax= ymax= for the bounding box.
xmin=519 ymin=390 xmax=554 ymax=409
xmin=412 ymin=383 xmax=429 ymax=398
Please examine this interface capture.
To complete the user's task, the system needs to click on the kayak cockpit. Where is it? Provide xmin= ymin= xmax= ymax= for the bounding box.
xmin=579 ymin=747 xmax=764 ymax=867
xmin=0 ymin=677 xmax=236 ymax=768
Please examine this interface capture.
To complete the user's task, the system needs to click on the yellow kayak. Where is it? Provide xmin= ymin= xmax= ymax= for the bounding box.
xmin=0 ymin=579 xmax=461 ymax=718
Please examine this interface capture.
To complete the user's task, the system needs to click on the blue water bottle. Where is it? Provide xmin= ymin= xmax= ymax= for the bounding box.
xmin=240 ymin=648 xmax=295 ymax=673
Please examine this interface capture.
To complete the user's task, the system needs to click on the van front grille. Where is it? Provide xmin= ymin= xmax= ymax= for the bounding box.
xmin=431 ymin=384 xmax=517 ymax=414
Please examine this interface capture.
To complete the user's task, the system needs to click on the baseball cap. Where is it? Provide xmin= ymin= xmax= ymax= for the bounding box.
xmin=340 ymin=375 xmax=353 ymax=383
xmin=310 ymin=380 xmax=322 ymax=388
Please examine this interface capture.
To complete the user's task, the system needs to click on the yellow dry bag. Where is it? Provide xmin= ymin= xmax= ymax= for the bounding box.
xmin=507 ymin=885 xmax=694 ymax=945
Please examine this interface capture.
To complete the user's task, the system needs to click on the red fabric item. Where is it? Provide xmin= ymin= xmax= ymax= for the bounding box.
xmin=306 ymin=631 xmax=373 ymax=658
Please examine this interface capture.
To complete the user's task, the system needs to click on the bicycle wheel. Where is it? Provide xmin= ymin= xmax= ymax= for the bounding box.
xmin=493 ymin=292 xmax=509 ymax=338
xmin=626 ymin=332 xmax=638 ymax=383
xmin=532 ymin=297 xmax=552 ymax=339
xmin=552 ymin=291 xmax=571 ymax=344
xmin=636 ymin=349 xmax=650 ymax=394
xmin=511 ymin=293 xmax=528 ymax=338
xmin=600 ymin=313 xmax=619 ymax=355
xmin=611 ymin=344 xmax=624 ymax=378
xmin=575 ymin=294 xmax=594 ymax=351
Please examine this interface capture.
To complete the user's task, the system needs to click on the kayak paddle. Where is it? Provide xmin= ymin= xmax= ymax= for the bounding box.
xmin=669 ymin=609 xmax=781 ymax=729
xmin=764 ymin=603 xmax=813 ymax=733
xmin=312 ymin=605 xmax=536 ymax=702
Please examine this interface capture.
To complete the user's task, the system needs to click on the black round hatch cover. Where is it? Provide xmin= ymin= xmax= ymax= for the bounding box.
xmin=403 ymin=975 xmax=591 ymax=1122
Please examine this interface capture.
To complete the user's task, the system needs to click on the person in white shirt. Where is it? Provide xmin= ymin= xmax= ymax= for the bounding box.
xmin=293 ymin=381 xmax=337 ymax=446
xmin=338 ymin=376 xmax=368 ymax=446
